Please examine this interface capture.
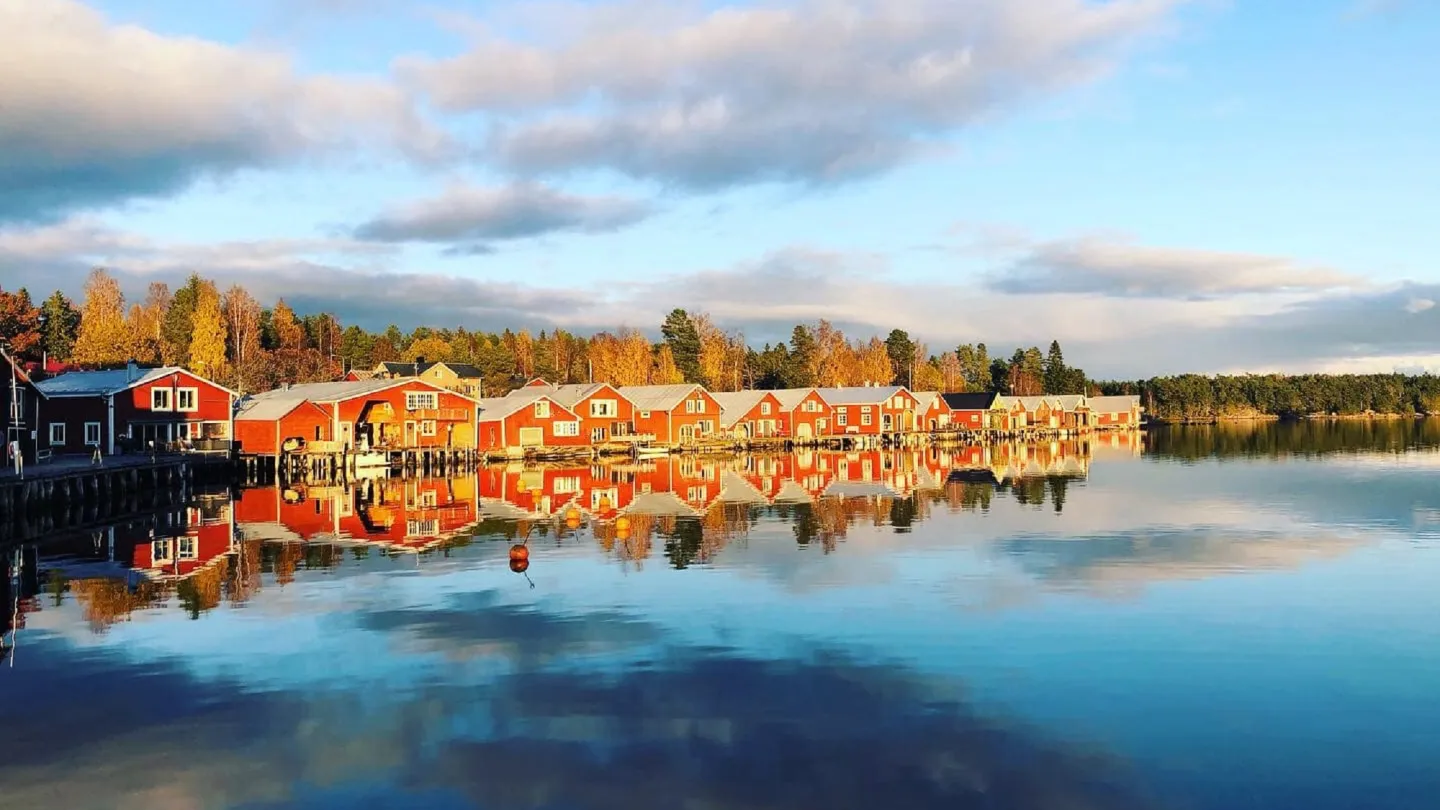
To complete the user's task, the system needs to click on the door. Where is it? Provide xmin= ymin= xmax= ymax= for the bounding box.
xmin=796 ymin=423 xmax=813 ymax=439
xmin=518 ymin=427 xmax=544 ymax=447
xmin=591 ymin=427 xmax=607 ymax=443
xmin=882 ymin=414 xmax=893 ymax=431
xmin=679 ymin=424 xmax=694 ymax=442
xmin=404 ymin=421 xmax=417 ymax=447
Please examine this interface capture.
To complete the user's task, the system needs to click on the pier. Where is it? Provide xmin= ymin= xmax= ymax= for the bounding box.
xmin=0 ymin=454 xmax=234 ymax=535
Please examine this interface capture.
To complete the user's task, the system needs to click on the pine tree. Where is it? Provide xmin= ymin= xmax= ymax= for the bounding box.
xmin=786 ymin=324 xmax=817 ymax=387
xmin=884 ymin=329 xmax=916 ymax=386
xmin=1044 ymin=340 xmax=1068 ymax=394
xmin=189 ymin=281 xmax=229 ymax=381
xmin=39 ymin=290 xmax=80 ymax=361
xmin=161 ymin=274 xmax=203 ymax=366
xmin=72 ymin=268 xmax=130 ymax=366
xmin=660 ymin=309 xmax=702 ymax=382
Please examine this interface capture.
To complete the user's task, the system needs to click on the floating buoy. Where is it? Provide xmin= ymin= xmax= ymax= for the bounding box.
xmin=564 ymin=508 xmax=581 ymax=523
xmin=616 ymin=516 xmax=630 ymax=531
xmin=509 ymin=557 xmax=530 ymax=573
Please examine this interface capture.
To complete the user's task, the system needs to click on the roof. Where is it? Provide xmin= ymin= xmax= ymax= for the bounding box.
xmin=769 ymin=388 xmax=820 ymax=411
xmin=344 ymin=369 xmax=378 ymax=381
xmin=246 ymin=378 xmax=431 ymax=406
xmin=710 ymin=391 xmax=772 ymax=428
xmin=235 ymin=396 xmax=324 ymax=422
xmin=379 ymin=361 xmax=482 ymax=378
xmin=509 ymin=382 xmax=626 ymax=410
xmin=1 ymin=350 xmax=37 ymax=391
xmin=1052 ymin=394 xmax=1088 ymax=410
xmin=1088 ymin=394 xmax=1141 ymax=412
xmin=616 ymin=384 xmax=705 ymax=412
xmin=35 ymin=366 xmax=235 ymax=398
xmin=815 ymin=386 xmax=909 ymax=406
xmin=475 ymin=392 xmax=575 ymax=421
xmin=911 ymin=391 xmax=941 ymax=413
xmin=1016 ymin=396 xmax=1059 ymax=411
xmin=941 ymin=392 xmax=1000 ymax=410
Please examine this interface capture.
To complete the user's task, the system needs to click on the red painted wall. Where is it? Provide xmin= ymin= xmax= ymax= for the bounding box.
xmin=778 ymin=390 xmax=834 ymax=439
xmin=571 ymin=384 xmax=636 ymax=443
xmin=725 ymin=392 xmax=784 ymax=437
xmin=635 ymin=388 xmax=722 ymax=444
xmin=236 ymin=401 xmax=334 ymax=456
xmin=38 ymin=396 xmax=107 ymax=455
xmin=335 ymin=380 xmax=476 ymax=450
xmin=119 ymin=370 xmax=233 ymax=431
xmin=829 ymin=391 xmax=918 ymax=435
xmin=477 ymin=398 xmax=587 ymax=450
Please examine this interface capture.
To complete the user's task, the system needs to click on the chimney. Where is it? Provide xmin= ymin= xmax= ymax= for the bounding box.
xmin=126 ymin=358 xmax=139 ymax=382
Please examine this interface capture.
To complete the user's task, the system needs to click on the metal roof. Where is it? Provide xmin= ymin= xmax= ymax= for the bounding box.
xmin=617 ymin=384 xmax=705 ymax=412
xmin=709 ymin=391 xmax=771 ymax=428
xmin=911 ymin=391 xmax=940 ymax=413
xmin=941 ymin=392 xmax=1000 ymax=410
xmin=508 ymin=382 xmax=625 ymax=410
xmin=378 ymin=361 xmax=483 ymax=378
xmin=35 ymin=366 xmax=228 ymax=397
xmin=815 ymin=386 xmax=909 ymax=406
xmin=769 ymin=388 xmax=819 ymax=411
xmin=235 ymin=397 xmax=318 ymax=422
xmin=246 ymin=378 xmax=408 ymax=406
xmin=476 ymin=392 xmax=574 ymax=421
xmin=1087 ymin=395 xmax=1141 ymax=412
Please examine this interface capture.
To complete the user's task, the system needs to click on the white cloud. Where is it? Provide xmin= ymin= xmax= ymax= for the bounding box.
xmin=399 ymin=0 xmax=1179 ymax=187
xmin=0 ymin=0 xmax=448 ymax=223
xmin=1404 ymin=297 xmax=1435 ymax=314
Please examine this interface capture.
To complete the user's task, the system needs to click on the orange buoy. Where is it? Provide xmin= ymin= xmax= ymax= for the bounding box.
xmin=564 ymin=508 xmax=581 ymax=523
xmin=616 ymin=516 xmax=630 ymax=531
xmin=509 ymin=544 xmax=529 ymax=562
xmin=509 ymin=557 xmax=530 ymax=573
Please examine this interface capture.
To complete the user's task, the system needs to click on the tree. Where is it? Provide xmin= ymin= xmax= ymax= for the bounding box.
xmin=161 ymin=274 xmax=204 ymax=366
xmin=72 ymin=268 xmax=130 ymax=366
xmin=271 ymin=300 xmax=306 ymax=352
xmin=189 ymin=281 xmax=229 ymax=381
xmin=660 ymin=309 xmax=702 ymax=382
xmin=853 ymin=337 xmax=891 ymax=386
xmin=787 ymin=325 xmax=817 ymax=387
xmin=1044 ymin=340 xmax=1071 ymax=394
xmin=1007 ymin=347 xmax=1044 ymax=396
xmin=884 ymin=329 xmax=916 ymax=386
xmin=651 ymin=344 xmax=685 ymax=384
xmin=223 ymin=285 xmax=263 ymax=390
xmin=38 ymin=291 xmax=80 ymax=361
xmin=0 ymin=287 xmax=41 ymax=358
xmin=938 ymin=351 xmax=964 ymax=392
xmin=406 ymin=336 xmax=453 ymax=365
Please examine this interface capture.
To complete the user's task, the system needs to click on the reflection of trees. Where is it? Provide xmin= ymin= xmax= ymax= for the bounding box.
xmin=1148 ymin=420 xmax=1440 ymax=460
xmin=594 ymin=515 xmax=656 ymax=571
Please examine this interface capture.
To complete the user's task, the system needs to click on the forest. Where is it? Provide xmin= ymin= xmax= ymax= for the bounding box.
xmin=1 ymin=268 xmax=1436 ymax=418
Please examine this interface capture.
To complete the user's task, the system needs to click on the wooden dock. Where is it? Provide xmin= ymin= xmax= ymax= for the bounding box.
xmin=0 ymin=454 xmax=234 ymax=533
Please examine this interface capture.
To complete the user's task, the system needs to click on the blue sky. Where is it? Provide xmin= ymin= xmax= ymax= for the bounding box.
xmin=1 ymin=0 xmax=1437 ymax=377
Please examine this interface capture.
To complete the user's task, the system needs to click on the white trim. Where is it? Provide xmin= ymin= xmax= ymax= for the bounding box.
xmin=176 ymin=387 xmax=199 ymax=413
xmin=84 ymin=421 xmax=101 ymax=446
xmin=151 ymin=387 xmax=173 ymax=412
xmin=49 ymin=421 xmax=65 ymax=445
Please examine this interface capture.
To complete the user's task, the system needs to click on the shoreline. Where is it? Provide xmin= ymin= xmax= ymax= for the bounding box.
xmin=1149 ymin=413 xmax=1431 ymax=425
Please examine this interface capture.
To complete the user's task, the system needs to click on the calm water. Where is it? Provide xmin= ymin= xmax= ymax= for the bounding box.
xmin=4 ymin=423 xmax=1440 ymax=810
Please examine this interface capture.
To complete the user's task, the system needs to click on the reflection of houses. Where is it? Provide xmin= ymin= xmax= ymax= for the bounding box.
xmin=35 ymin=362 xmax=235 ymax=455
xmin=237 ymin=477 xmax=480 ymax=552
xmin=241 ymin=379 xmax=477 ymax=453
xmin=712 ymin=391 xmax=784 ymax=439
xmin=770 ymin=388 xmax=833 ymax=440
xmin=2 ymin=347 xmax=43 ymax=464
xmin=620 ymin=385 xmax=722 ymax=445
xmin=816 ymin=387 xmax=918 ymax=435
xmin=515 ymin=381 xmax=638 ymax=444
xmin=475 ymin=391 xmax=587 ymax=453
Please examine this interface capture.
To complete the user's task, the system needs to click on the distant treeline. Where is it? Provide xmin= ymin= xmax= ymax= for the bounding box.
xmin=1 ymin=269 xmax=1435 ymax=416
xmin=1096 ymin=374 xmax=1440 ymax=421
xmin=1145 ymin=419 xmax=1440 ymax=459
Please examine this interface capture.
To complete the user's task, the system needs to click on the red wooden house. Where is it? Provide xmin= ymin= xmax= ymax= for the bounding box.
xmin=35 ymin=362 xmax=236 ymax=456
xmin=241 ymin=379 xmax=477 ymax=453
xmin=475 ymin=391 xmax=586 ymax=452
xmin=911 ymin=392 xmax=952 ymax=432
xmin=3 ymin=348 xmax=44 ymax=465
xmin=815 ymin=387 xmax=919 ymax=435
xmin=771 ymin=388 xmax=833 ymax=440
xmin=711 ymin=391 xmax=784 ymax=439
xmin=235 ymin=398 xmax=334 ymax=456
xmin=512 ymin=382 xmax=636 ymax=443
xmin=941 ymin=392 xmax=1008 ymax=431
xmin=1088 ymin=395 xmax=1143 ymax=428
xmin=619 ymin=384 xmax=722 ymax=445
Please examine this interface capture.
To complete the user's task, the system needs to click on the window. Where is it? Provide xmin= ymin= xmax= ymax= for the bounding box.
xmin=151 ymin=539 xmax=173 ymax=564
xmin=687 ymin=486 xmax=707 ymax=503
xmin=698 ymin=420 xmax=714 ymax=435
xmin=862 ymin=412 xmax=873 ymax=426
xmin=694 ymin=397 xmax=707 ymax=412
xmin=419 ymin=490 xmax=438 ymax=507
xmin=420 ymin=420 xmax=437 ymax=436
xmin=176 ymin=388 xmax=198 ymax=412
xmin=406 ymin=519 xmax=439 ymax=536
xmin=639 ymin=410 xmax=651 ymax=419
xmin=685 ymin=399 xmax=695 ymax=414
xmin=590 ymin=399 xmax=617 ymax=417
xmin=151 ymin=388 xmax=172 ymax=411
xmin=84 ymin=422 xmax=101 ymax=446
xmin=534 ymin=400 xmax=551 ymax=418
xmin=314 ymin=426 xmax=324 ymax=441
xmin=554 ymin=476 xmax=581 ymax=494
xmin=591 ymin=427 xmax=607 ymax=442
xmin=861 ymin=405 xmax=872 ymax=413
xmin=405 ymin=391 xmax=438 ymax=410
xmin=178 ymin=537 xmax=197 ymax=560
xmin=49 ymin=422 xmax=65 ymax=445
xmin=836 ymin=411 xmax=848 ymax=426
xmin=761 ymin=402 xmax=772 ymax=415
xmin=554 ymin=421 xmax=580 ymax=437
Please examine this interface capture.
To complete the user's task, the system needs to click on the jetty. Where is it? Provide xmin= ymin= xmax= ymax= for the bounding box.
xmin=0 ymin=454 xmax=233 ymax=536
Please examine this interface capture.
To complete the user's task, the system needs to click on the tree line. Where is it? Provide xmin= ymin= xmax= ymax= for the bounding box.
xmin=1 ymin=270 xmax=1435 ymax=416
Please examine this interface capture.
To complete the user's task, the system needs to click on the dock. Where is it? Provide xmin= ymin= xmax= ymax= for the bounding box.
xmin=0 ymin=454 xmax=234 ymax=532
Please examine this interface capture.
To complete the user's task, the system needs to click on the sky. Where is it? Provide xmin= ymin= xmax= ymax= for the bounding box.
xmin=0 ymin=0 xmax=1437 ymax=378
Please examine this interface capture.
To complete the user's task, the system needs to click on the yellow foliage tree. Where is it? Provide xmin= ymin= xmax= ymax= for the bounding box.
xmin=853 ymin=337 xmax=892 ymax=386
xmin=71 ymin=267 xmax=130 ymax=366
xmin=650 ymin=344 xmax=685 ymax=384
xmin=913 ymin=360 xmax=944 ymax=392
xmin=189 ymin=281 xmax=229 ymax=381
xmin=271 ymin=299 xmax=305 ymax=353
xmin=938 ymin=351 xmax=964 ymax=392
xmin=406 ymin=336 xmax=453 ymax=364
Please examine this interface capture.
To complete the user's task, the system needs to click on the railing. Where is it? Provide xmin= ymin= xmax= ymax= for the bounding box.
xmin=409 ymin=408 xmax=473 ymax=421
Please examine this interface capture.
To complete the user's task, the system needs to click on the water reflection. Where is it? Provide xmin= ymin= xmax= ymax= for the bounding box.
xmin=5 ymin=424 xmax=1440 ymax=810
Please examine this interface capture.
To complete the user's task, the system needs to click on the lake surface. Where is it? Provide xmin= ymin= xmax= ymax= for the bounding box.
xmin=4 ymin=422 xmax=1440 ymax=810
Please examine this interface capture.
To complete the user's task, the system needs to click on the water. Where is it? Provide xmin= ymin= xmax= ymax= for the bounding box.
xmin=4 ymin=423 xmax=1440 ymax=810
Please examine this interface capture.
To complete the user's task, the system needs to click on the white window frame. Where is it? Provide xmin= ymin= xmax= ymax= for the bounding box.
xmin=639 ymin=410 xmax=651 ymax=419
xmin=178 ymin=536 xmax=198 ymax=560
xmin=420 ymin=420 xmax=437 ymax=436
xmin=685 ymin=399 xmax=695 ymax=414
xmin=836 ymin=411 xmax=848 ymax=426
xmin=151 ymin=539 xmax=173 ymax=564
xmin=176 ymin=387 xmax=199 ymax=413
xmin=694 ymin=397 xmax=707 ymax=413
xmin=151 ymin=388 xmax=172 ymax=412
xmin=590 ymin=399 xmax=617 ymax=418
xmin=405 ymin=391 xmax=438 ymax=411
xmin=862 ymin=412 xmax=873 ymax=426
xmin=761 ymin=402 xmax=772 ymax=415
xmin=554 ymin=421 xmax=580 ymax=437
xmin=554 ymin=476 xmax=581 ymax=494
xmin=534 ymin=400 xmax=551 ymax=418
xmin=83 ymin=421 xmax=101 ymax=446
xmin=49 ymin=422 xmax=65 ymax=446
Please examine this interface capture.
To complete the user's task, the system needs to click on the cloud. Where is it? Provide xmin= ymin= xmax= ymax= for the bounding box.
xmin=0 ymin=0 xmax=447 ymax=224
xmin=399 ymin=0 xmax=1178 ymax=187
xmin=354 ymin=182 xmax=652 ymax=246
xmin=1404 ymin=297 xmax=1435 ymax=314
xmin=983 ymin=234 xmax=1357 ymax=299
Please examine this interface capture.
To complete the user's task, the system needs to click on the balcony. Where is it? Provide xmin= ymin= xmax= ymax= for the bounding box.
xmin=409 ymin=408 xmax=473 ymax=421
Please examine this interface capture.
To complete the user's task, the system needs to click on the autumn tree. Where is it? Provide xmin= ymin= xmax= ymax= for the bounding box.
xmin=39 ymin=291 xmax=80 ymax=361
xmin=189 ymin=281 xmax=229 ymax=381
xmin=651 ymin=344 xmax=685 ymax=384
xmin=72 ymin=268 xmax=130 ymax=366
xmin=406 ymin=335 xmax=453 ymax=365
xmin=661 ymin=309 xmax=702 ymax=383
xmin=161 ymin=274 xmax=204 ymax=366
xmin=0 ymin=287 xmax=41 ymax=358
xmin=1007 ymin=347 xmax=1045 ymax=396
xmin=813 ymin=320 xmax=848 ymax=387
xmin=853 ymin=337 xmax=892 ymax=386
xmin=223 ymin=285 xmax=263 ymax=391
xmin=938 ymin=351 xmax=964 ymax=392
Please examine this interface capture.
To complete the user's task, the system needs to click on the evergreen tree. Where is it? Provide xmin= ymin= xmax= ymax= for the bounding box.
xmin=161 ymin=274 xmax=204 ymax=366
xmin=884 ymin=329 xmax=916 ymax=386
xmin=786 ymin=325 xmax=818 ymax=387
xmin=1044 ymin=340 xmax=1067 ymax=394
xmin=38 ymin=290 xmax=80 ymax=361
xmin=660 ymin=309 xmax=702 ymax=382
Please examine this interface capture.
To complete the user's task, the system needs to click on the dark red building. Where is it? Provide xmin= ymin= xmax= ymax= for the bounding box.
xmin=34 ymin=362 xmax=235 ymax=456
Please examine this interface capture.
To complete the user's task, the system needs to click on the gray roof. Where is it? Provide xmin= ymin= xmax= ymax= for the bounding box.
xmin=36 ymin=366 xmax=228 ymax=398
xmin=1088 ymin=395 xmax=1141 ymax=412
xmin=235 ymin=397 xmax=318 ymax=422
xmin=769 ymin=388 xmax=820 ymax=411
xmin=476 ymin=392 xmax=573 ymax=421
xmin=617 ymin=384 xmax=705 ymax=412
xmin=911 ymin=391 xmax=940 ymax=413
xmin=509 ymin=382 xmax=626 ymax=410
xmin=710 ymin=391 xmax=770 ymax=428
xmin=815 ymin=386 xmax=909 ymax=406
xmin=1052 ymin=394 xmax=1088 ymax=410
xmin=248 ymin=378 xmax=477 ymax=405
